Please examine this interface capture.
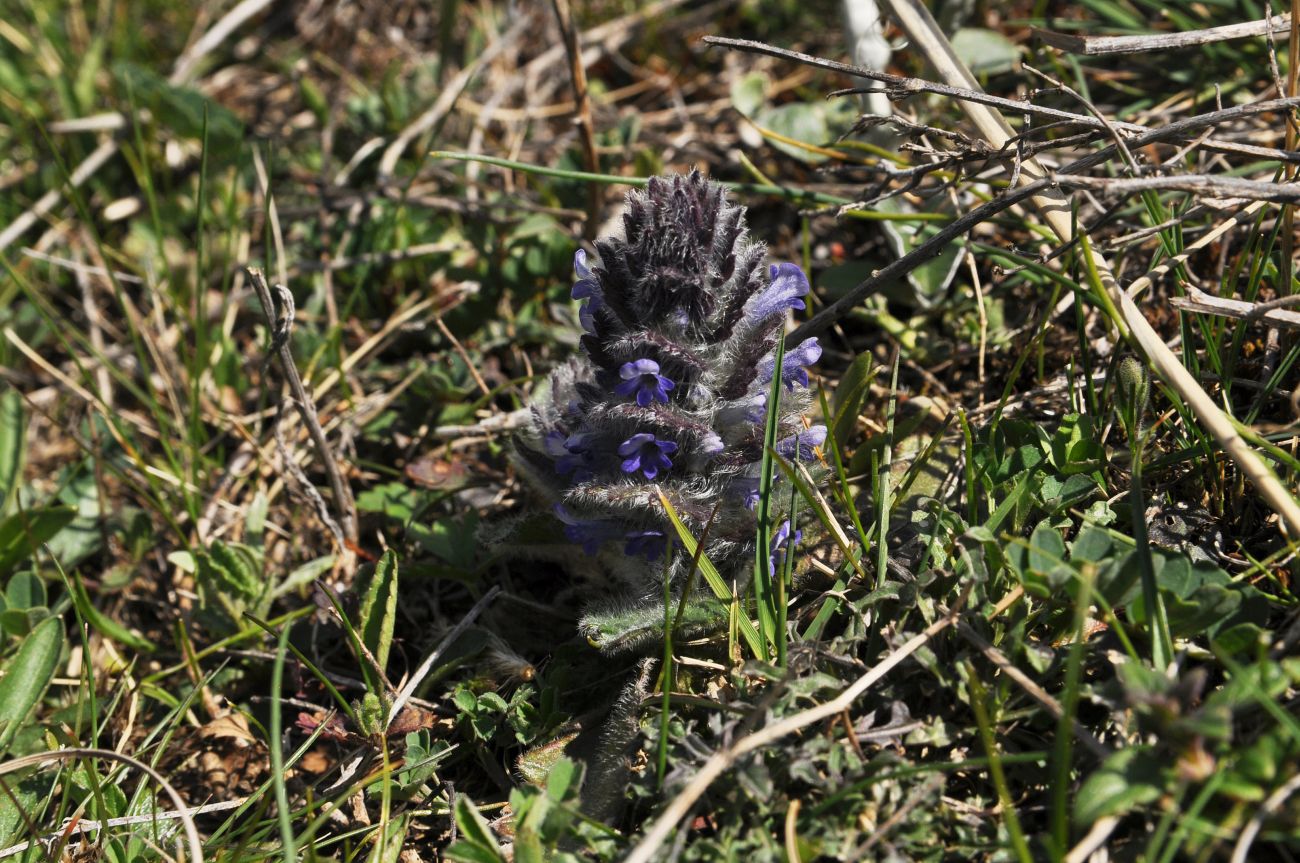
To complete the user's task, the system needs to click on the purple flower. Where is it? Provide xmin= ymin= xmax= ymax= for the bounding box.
xmin=579 ymin=301 xmax=598 ymax=334
xmin=758 ymin=338 xmax=822 ymax=391
xmin=572 ymin=249 xmax=598 ymax=300
xmin=614 ymin=359 xmax=675 ymax=407
xmin=746 ymin=263 xmax=810 ymax=323
xmin=737 ymin=476 xmax=762 ymax=510
xmin=737 ymin=473 xmax=788 ymax=511
xmin=625 ymin=530 xmax=670 ymax=561
xmin=555 ymin=432 xmax=597 ymax=482
xmin=769 ymin=519 xmax=802 ymax=576
xmin=554 ymin=504 xmax=621 ymax=555
xmin=776 ymin=425 xmax=827 ymax=461
xmin=573 ymin=250 xmax=603 ymax=333
xmin=618 ymin=433 xmax=678 ymax=479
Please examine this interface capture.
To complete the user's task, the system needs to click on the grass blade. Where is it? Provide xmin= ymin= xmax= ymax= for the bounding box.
xmin=657 ymin=491 xmax=764 ymax=659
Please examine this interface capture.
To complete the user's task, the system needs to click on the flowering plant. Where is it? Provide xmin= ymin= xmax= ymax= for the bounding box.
xmin=515 ymin=172 xmax=824 ymax=647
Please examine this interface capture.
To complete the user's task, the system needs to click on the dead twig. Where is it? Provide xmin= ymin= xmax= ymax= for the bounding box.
xmin=550 ymin=0 xmax=602 ymax=239
xmin=1065 ymin=816 xmax=1121 ymax=863
xmin=0 ymin=799 xmax=246 ymax=861
xmin=246 ymin=267 xmax=358 ymax=548
xmin=435 ymin=315 xmax=492 ymax=399
xmin=714 ymin=19 xmax=1300 ymax=535
xmin=1231 ymin=772 xmax=1300 ymax=863
xmin=1050 ymin=173 xmax=1300 ymax=204
xmin=1034 ymin=13 xmax=1291 ymax=56
xmin=429 ymin=408 xmax=530 ymax=440
xmin=954 ymin=619 xmax=1110 ymax=758
xmin=1169 ymin=287 xmax=1300 ymax=330
xmin=790 ymin=175 xmax=1061 ymax=344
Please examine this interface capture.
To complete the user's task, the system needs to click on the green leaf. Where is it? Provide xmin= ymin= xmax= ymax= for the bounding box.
xmin=986 ymin=468 xmax=1036 ymax=535
xmin=269 ymin=554 xmax=336 ymax=600
xmin=197 ymin=541 xmax=263 ymax=602
xmin=398 ymin=730 xmax=452 ymax=792
xmin=517 ymin=733 xmax=580 ymax=788
xmin=245 ymin=491 xmax=269 ymax=546
xmin=445 ymin=796 xmax=507 ymax=863
xmin=1095 ymin=550 xmax=1142 ymax=607
xmin=113 ymin=61 xmax=243 ymax=157
xmin=1212 ymin=621 xmax=1266 ymax=654
xmin=0 ymin=387 xmax=23 ymax=512
xmin=580 ymin=596 xmax=731 ymax=654
xmin=950 ymin=28 xmax=1021 ymax=76
xmin=1024 ymin=521 xmax=1071 ymax=594
xmin=478 ymin=692 xmax=508 ymax=712
xmin=5 ymin=571 xmax=45 ymax=609
xmin=1037 ymin=472 xmax=1100 ymax=514
xmin=0 ymin=607 xmax=47 ymax=638
xmin=410 ymin=514 xmax=478 ymax=568
xmin=360 ymin=550 xmax=399 ymax=671
xmin=0 ymin=772 xmax=52 ymax=847
xmin=1070 ymin=525 xmax=1117 ymax=565
xmin=545 ymin=756 xmax=579 ymax=801
xmin=1074 ymin=747 xmax=1166 ymax=825
xmin=757 ymin=103 xmax=830 ymax=162
xmin=731 ymin=70 xmax=855 ymax=164
xmin=730 ymin=71 xmax=767 ymax=117
xmin=0 ymin=506 xmax=76 ymax=576
xmin=1049 ymin=413 xmax=1104 ymax=475
xmin=0 ymin=615 xmax=64 ymax=754
xmin=877 ymin=196 xmax=964 ymax=308
xmin=46 ymin=469 xmax=104 ymax=570
xmin=453 ymin=687 xmax=478 ymax=714
xmin=1126 ymin=555 xmax=1270 ymax=645
xmin=193 ymin=540 xmax=266 ymax=633
xmin=356 ymin=481 xmax=421 ymax=521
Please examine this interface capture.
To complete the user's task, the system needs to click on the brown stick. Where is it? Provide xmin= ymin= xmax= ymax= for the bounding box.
xmin=246 ymin=267 xmax=358 ymax=547
xmin=1033 ymin=13 xmax=1291 ymax=56
xmin=550 ymin=0 xmax=603 ymax=239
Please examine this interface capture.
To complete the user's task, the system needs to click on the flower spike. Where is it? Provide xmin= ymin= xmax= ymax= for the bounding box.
xmin=516 ymin=171 xmax=824 ymax=616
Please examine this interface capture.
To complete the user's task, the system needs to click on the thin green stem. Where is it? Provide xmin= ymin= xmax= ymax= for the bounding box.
xmin=966 ymin=663 xmax=1035 ymax=863
xmin=658 ymin=549 xmax=673 ymax=788
xmin=271 ymin=621 xmax=296 ymax=863
xmin=1050 ymin=562 xmax=1094 ymax=858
